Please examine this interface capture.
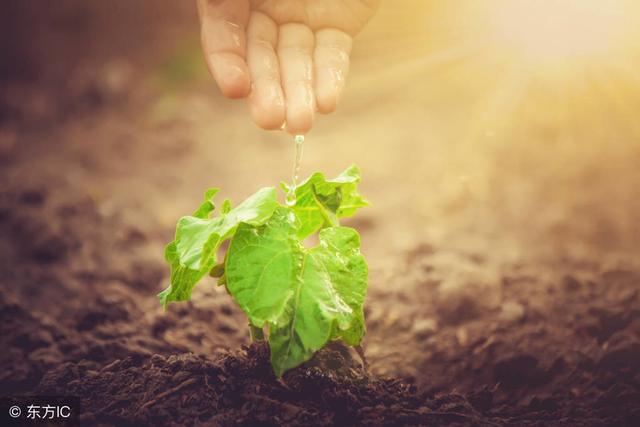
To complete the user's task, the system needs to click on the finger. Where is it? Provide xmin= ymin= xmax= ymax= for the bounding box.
xmin=198 ymin=0 xmax=251 ymax=99
xmin=278 ymin=23 xmax=316 ymax=135
xmin=246 ymin=12 xmax=285 ymax=130
xmin=314 ymin=29 xmax=352 ymax=114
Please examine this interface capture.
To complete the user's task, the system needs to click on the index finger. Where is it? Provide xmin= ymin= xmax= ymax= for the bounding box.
xmin=198 ymin=0 xmax=251 ymax=98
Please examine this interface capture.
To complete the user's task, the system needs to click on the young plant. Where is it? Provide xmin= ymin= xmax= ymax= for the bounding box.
xmin=159 ymin=165 xmax=369 ymax=376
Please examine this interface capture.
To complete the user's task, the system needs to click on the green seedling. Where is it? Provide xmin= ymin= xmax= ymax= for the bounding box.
xmin=159 ymin=165 xmax=369 ymax=376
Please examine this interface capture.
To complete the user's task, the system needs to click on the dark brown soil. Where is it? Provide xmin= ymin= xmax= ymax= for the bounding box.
xmin=36 ymin=342 xmax=496 ymax=427
xmin=1 ymin=177 xmax=639 ymax=426
xmin=2 ymin=2 xmax=640 ymax=426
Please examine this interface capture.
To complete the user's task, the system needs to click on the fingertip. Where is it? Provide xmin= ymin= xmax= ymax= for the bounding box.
xmin=315 ymin=68 xmax=344 ymax=114
xmin=249 ymin=99 xmax=286 ymax=130
xmin=286 ymin=109 xmax=314 ymax=135
xmin=316 ymin=92 xmax=338 ymax=114
xmin=221 ymin=79 xmax=251 ymax=99
xmin=253 ymin=116 xmax=286 ymax=131
xmin=284 ymin=83 xmax=315 ymax=134
xmin=208 ymin=52 xmax=251 ymax=99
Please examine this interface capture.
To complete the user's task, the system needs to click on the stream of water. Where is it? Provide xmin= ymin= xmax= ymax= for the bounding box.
xmin=285 ymin=134 xmax=305 ymax=206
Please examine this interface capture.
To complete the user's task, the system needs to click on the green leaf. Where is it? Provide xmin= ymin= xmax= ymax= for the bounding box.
xmin=158 ymin=187 xmax=278 ymax=308
xmin=281 ymin=165 xmax=369 ymax=239
xmin=225 ymin=207 xmax=368 ymax=376
xmin=192 ymin=188 xmax=219 ymax=219
xmin=306 ymin=226 xmax=367 ymax=347
xmin=220 ymin=198 xmax=232 ymax=214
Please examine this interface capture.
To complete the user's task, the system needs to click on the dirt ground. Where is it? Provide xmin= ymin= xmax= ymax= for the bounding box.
xmin=1 ymin=2 xmax=640 ymax=426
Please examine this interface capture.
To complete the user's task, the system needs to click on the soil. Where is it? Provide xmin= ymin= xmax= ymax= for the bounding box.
xmin=1 ymin=2 xmax=640 ymax=426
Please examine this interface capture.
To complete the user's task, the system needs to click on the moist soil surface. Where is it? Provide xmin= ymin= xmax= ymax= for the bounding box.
xmin=2 ymin=2 xmax=640 ymax=426
xmin=1 ymin=148 xmax=639 ymax=426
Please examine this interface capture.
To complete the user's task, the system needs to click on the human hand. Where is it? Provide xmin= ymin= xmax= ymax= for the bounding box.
xmin=197 ymin=0 xmax=379 ymax=134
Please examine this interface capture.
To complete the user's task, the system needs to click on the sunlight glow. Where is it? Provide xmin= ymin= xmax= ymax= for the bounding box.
xmin=488 ymin=0 xmax=632 ymax=61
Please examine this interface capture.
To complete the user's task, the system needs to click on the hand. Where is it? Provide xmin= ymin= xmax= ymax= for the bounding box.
xmin=197 ymin=0 xmax=379 ymax=134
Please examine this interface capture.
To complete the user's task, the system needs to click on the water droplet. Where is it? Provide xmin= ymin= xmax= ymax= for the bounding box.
xmin=285 ymin=192 xmax=296 ymax=207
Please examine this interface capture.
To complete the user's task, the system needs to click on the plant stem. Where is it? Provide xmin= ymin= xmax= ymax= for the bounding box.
xmin=249 ymin=324 xmax=264 ymax=341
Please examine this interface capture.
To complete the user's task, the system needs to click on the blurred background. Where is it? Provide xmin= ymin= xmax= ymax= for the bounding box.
xmin=2 ymin=0 xmax=639 ymax=261
xmin=2 ymin=0 xmax=640 ymax=409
